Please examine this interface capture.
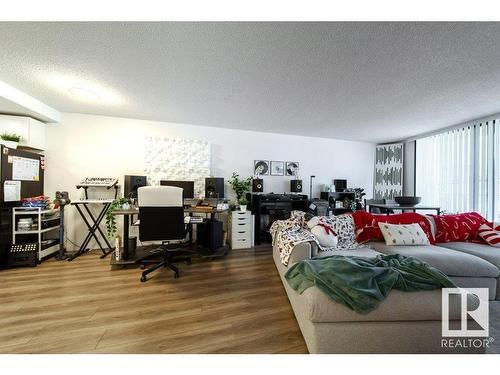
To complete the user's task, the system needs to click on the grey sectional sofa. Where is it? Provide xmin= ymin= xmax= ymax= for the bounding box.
xmin=439 ymin=242 xmax=500 ymax=300
xmin=368 ymin=241 xmax=500 ymax=300
xmin=273 ymin=241 xmax=486 ymax=354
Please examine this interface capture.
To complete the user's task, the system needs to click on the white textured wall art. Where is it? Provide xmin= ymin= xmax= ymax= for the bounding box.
xmin=374 ymin=143 xmax=403 ymax=199
xmin=144 ymin=136 xmax=210 ymax=197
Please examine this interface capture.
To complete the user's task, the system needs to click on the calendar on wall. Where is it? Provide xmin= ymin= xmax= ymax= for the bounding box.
xmin=144 ymin=137 xmax=210 ymax=197
xmin=374 ymin=143 xmax=403 ymax=200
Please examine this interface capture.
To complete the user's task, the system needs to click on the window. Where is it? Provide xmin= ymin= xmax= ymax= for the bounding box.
xmin=415 ymin=118 xmax=498 ymax=221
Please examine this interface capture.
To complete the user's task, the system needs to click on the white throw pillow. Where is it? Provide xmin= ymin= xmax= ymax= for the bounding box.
xmin=306 ymin=216 xmax=321 ymax=229
xmin=311 ymin=225 xmax=339 ymax=248
xmin=378 ymin=222 xmax=430 ymax=246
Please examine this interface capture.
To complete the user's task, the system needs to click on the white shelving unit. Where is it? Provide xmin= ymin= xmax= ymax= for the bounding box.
xmin=12 ymin=207 xmax=60 ymax=261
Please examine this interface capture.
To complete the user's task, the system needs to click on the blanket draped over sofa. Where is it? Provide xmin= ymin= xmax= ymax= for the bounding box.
xmin=270 ymin=211 xmax=363 ymax=265
xmin=285 ymin=254 xmax=456 ymax=313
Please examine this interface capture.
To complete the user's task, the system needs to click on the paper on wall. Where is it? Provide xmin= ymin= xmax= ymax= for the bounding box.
xmin=4 ymin=180 xmax=21 ymax=202
xmin=12 ymin=156 xmax=40 ymax=181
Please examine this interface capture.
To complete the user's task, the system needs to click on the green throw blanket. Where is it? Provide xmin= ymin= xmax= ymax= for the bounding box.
xmin=285 ymin=254 xmax=456 ymax=314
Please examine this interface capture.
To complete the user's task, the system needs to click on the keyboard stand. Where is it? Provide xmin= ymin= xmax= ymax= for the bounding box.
xmin=68 ymin=200 xmax=114 ymax=261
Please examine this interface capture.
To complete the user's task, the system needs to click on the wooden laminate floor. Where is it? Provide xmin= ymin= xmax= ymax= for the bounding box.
xmin=2 ymin=245 xmax=499 ymax=354
xmin=0 ymin=246 xmax=308 ymax=354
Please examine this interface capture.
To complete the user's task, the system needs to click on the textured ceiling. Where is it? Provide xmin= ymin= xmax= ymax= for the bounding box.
xmin=1 ymin=22 xmax=500 ymax=142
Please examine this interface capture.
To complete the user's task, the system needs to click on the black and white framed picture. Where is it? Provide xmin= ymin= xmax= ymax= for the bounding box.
xmin=254 ymin=160 xmax=269 ymax=176
xmin=374 ymin=143 xmax=403 ymax=199
xmin=285 ymin=161 xmax=299 ymax=176
xmin=270 ymin=161 xmax=285 ymax=176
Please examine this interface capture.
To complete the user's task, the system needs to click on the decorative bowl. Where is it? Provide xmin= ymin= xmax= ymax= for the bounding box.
xmin=394 ymin=196 xmax=421 ymax=206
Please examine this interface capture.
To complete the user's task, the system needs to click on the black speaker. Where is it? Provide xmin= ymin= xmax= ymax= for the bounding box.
xmin=124 ymin=175 xmax=147 ymax=198
xmin=334 ymin=179 xmax=347 ymax=192
xmin=252 ymin=178 xmax=263 ymax=193
xmin=205 ymin=177 xmax=225 ymax=198
xmin=197 ymin=220 xmax=224 ymax=251
xmin=290 ymin=179 xmax=303 ymax=193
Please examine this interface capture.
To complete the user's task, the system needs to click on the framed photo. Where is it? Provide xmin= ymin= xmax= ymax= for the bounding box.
xmin=285 ymin=161 xmax=299 ymax=176
xmin=270 ymin=161 xmax=285 ymax=176
xmin=254 ymin=160 xmax=269 ymax=176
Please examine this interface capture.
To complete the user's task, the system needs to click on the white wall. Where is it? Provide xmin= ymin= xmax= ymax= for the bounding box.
xmin=45 ymin=112 xmax=375 ymax=249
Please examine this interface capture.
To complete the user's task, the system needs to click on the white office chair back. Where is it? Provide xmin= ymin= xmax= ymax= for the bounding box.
xmin=138 ymin=186 xmax=183 ymax=207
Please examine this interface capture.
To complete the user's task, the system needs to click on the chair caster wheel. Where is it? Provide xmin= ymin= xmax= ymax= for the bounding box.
xmin=140 ymin=276 xmax=147 ymax=282
xmin=174 ymin=273 xmax=179 ymax=279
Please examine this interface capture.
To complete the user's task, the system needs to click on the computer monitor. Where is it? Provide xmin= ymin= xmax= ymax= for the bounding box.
xmin=160 ymin=180 xmax=195 ymax=199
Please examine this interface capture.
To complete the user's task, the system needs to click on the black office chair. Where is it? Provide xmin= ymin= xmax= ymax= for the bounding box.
xmin=138 ymin=186 xmax=191 ymax=281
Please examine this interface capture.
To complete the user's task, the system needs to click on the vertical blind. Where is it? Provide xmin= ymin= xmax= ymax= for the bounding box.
xmin=415 ymin=118 xmax=498 ymax=221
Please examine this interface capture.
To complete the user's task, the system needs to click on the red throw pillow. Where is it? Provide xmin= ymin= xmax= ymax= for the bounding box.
xmin=431 ymin=212 xmax=488 ymax=243
xmin=351 ymin=211 xmax=435 ymax=244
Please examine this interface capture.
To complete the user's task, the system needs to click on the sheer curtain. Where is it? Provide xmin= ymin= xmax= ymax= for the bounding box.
xmin=415 ymin=119 xmax=498 ymax=221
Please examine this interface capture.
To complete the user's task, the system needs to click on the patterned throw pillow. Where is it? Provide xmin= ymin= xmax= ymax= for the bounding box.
xmin=316 ymin=214 xmax=358 ymax=249
xmin=378 ymin=222 xmax=430 ymax=246
xmin=351 ymin=211 xmax=435 ymax=244
xmin=431 ymin=212 xmax=488 ymax=242
xmin=478 ymin=224 xmax=500 ymax=247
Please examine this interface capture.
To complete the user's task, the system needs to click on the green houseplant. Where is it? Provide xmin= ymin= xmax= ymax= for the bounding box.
xmin=105 ymin=198 xmax=129 ymax=239
xmin=228 ymin=172 xmax=252 ymax=210
xmin=0 ymin=133 xmax=22 ymax=149
xmin=238 ymin=197 xmax=249 ymax=211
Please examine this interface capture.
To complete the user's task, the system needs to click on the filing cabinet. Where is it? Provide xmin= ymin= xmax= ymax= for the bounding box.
xmin=230 ymin=210 xmax=253 ymax=249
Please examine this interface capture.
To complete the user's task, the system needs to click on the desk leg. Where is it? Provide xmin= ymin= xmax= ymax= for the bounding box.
xmin=123 ymin=214 xmax=130 ymax=260
xmin=189 ymin=212 xmax=193 ymax=243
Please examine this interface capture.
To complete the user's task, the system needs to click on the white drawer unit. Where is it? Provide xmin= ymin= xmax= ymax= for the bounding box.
xmin=230 ymin=210 xmax=253 ymax=249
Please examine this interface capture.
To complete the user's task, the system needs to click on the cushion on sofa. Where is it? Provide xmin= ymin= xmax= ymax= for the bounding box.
xmin=315 ymin=248 xmax=382 ymax=259
xmin=311 ymin=214 xmax=358 ymax=249
xmin=378 ymin=222 xmax=430 ymax=246
xmin=307 ymin=217 xmax=339 ymax=247
xmin=351 ymin=211 xmax=435 ymax=244
xmin=438 ymin=241 xmax=500 ymax=270
xmin=477 ymin=224 xmax=500 ymax=247
xmin=301 ymin=286 xmax=478 ymax=323
xmin=431 ymin=212 xmax=488 ymax=243
xmin=368 ymin=241 xmax=499 ymax=278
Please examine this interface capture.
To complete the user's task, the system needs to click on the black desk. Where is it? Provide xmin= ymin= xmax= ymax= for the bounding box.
xmin=112 ymin=206 xmax=229 ymax=261
xmin=368 ymin=204 xmax=441 ymax=215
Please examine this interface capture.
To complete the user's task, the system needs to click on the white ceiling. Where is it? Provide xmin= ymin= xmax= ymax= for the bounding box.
xmin=1 ymin=22 xmax=500 ymax=143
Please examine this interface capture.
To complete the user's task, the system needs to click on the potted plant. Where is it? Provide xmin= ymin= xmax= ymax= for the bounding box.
xmin=228 ymin=172 xmax=252 ymax=211
xmin=105 ymin=198 xmax=130 ymax=239
xmin=239 ymin=197 xmax=249 ymax=212
xmin=0 ymin=133 xmax=22 ymax=149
